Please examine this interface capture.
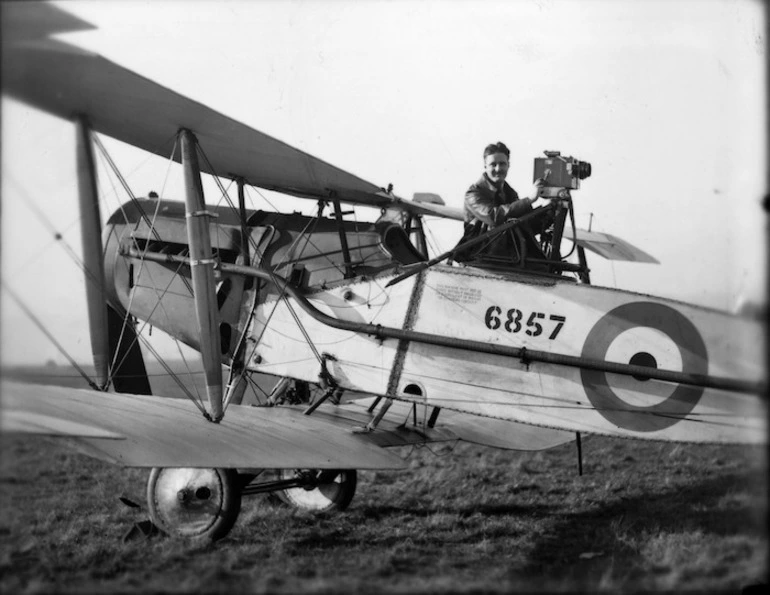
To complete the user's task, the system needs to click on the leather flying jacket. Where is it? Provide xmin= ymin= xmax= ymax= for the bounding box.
xmin=464 ymin=174 xmax=532 ymax=228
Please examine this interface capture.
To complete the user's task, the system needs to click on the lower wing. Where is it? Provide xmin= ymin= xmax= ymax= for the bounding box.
xmin=1 ymin=380 xmax=574 ymax=469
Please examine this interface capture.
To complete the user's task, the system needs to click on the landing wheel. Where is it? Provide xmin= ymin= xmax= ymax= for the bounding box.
xmin=275 ymin=469 xmax=357 ymax=512
xmin=147 ymin=467 xmax=241 ymax=540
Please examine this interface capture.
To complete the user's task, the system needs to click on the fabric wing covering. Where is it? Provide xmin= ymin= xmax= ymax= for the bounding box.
xmin=1 ymin=381 xmax=407 ymax=469
xmin=1 ymin=4 xmax=662 ymax=235
xmin=2 ymin=3 xmax=416 ymax=211
xmin=1 ymin=380 xmax=575 ymax=467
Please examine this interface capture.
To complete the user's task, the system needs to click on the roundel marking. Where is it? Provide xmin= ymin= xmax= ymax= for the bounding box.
xmin=580 ymin=302 xmax=708 ymax=432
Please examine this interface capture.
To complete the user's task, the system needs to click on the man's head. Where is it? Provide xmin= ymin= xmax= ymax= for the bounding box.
xmin=483 ymin=142 xmax=510 ymax=186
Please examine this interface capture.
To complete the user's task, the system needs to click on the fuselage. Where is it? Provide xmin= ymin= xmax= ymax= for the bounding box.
xmin=104 ymin=198 xmax=766 ymax=444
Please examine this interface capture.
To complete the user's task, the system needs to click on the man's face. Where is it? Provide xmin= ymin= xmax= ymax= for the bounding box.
xmin=484 ymin=152 xmax=509 ymax=185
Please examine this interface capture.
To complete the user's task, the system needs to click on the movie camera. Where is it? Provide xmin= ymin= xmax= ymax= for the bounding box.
xmin=533 ymin=151 xmax=591 ymax=198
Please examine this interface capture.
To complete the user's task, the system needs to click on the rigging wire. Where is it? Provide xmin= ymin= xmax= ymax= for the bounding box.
xmin=93 ymin=139 xmax=133 ymax=233
xmin=194 ymin=144 xmax=326 ymax=370
xmin=110 ymin=251 xmax=206 ymax=406
xmin=93 ymin=132 xmax=179 ymax=194
xmin=11 ymin=210 xmax=200 ymax=399
xmin=243 ymin=179 xmax=282 ymax=214
xmin=423 ymin=218 xmax=445 ymax=258
xmin=254 ymin=224 xmax=326 ymax=364
xmin=194 ymin=144 xmax=272 ymax=260
xmin=92 ymin=133 xmax=204 ymax=406
xmin=135 ymin=332 xmax=207 ymax=413
xmin=4 ymin=177 xmax=118 ymax=390
xmin=1 ymin=282 xmax=100 ymax=390
xmin=288 ymin=201 xmax=340 ymax=275
xmin=283 ymin=232 xmax=347 ymax=279
xmin=240 ymin=184 xmax=346 ymax=281
xmin=163 ymin=140 xmax=316 ymax=414
xmin=105 ymin=190 xmax=164 ymax=373
xmin=9 ymin=180 xmax=103 ymax=294
xmin=247 ymin=374 xmax=270 ymax=403
xmin=82 ymin=132 xmax=202 ymax=408
xmin=211 ymin=177 xmax=235 ymax=256
xmin=92 ymin=135 xmax=152 ymax=233
xmin=6 ymin=166 xmax=204 ymax=403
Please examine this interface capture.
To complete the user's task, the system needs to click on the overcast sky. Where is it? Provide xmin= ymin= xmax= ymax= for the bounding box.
xmin=1 ymin=0 xmax=766 ymax=366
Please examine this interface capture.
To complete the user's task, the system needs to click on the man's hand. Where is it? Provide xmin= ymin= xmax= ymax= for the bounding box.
xmin=527 ymin=178 xmax=547 ymax=207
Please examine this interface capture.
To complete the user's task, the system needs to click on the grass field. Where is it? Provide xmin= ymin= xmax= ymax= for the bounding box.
xmin=1 ymin=365 xmax=767 ymax=593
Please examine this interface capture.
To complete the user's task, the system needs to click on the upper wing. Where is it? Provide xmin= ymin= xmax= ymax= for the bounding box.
xmin=1 ymin=3 xmax=433 ymax=215
xmin=564 ymin=228 xmax=659 ymax=263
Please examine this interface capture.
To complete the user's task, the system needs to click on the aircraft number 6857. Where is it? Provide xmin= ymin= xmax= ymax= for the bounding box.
xmin=484 ymin=306 xmax=566 ymax=340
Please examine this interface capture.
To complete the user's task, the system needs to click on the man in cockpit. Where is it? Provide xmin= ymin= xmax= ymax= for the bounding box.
xmin=457 ymin=141 xmax=549 ymax=264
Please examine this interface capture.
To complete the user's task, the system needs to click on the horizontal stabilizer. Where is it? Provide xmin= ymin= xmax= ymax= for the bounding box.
xmin=1 ymin=381 xmax=405 ymax=470
xmin=564 ymin=228 xmax=659 ymax=263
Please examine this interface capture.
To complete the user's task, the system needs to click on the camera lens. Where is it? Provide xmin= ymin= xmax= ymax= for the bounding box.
xmin=577 ymin=161 xmax=592 ymax=180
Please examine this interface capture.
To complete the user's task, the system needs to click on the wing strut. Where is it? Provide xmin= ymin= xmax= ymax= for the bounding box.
xmin=180 ymin=129 xmax=223 ymax=421
xmin=75 ymin=116 xmax=110 ymax=388
xmin=331 ymin=198 xmax=355 ymax=278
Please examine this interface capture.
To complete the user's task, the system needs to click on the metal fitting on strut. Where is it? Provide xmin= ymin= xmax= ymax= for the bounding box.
xmin=304 ymin=353 xmax=340 ymax=416
xmin=318 ymin=353 xmax=338 ymax=390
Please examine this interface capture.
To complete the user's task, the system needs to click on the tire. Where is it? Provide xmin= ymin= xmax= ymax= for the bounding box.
xmin=147 ymin=467 xmax=241 ymax=540
xmin=275 ymin=469 xmax=357 ymax=512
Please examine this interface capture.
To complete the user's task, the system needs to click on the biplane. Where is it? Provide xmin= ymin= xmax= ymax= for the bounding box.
xmin=1 ymin=3 xmax=765 ymax=541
